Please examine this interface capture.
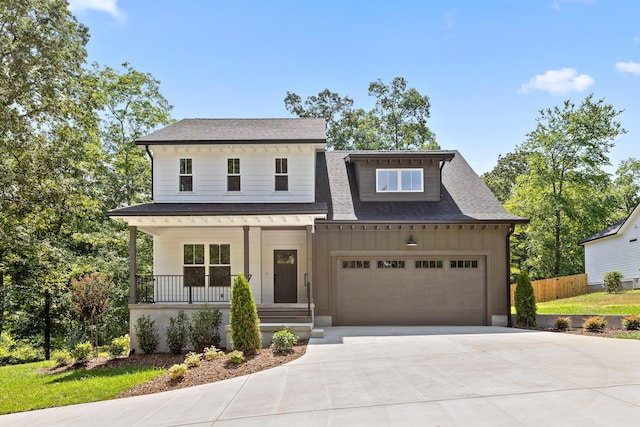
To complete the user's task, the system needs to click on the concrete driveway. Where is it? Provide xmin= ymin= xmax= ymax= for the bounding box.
xmin=2 ymin=326 xmax=640 ymax=426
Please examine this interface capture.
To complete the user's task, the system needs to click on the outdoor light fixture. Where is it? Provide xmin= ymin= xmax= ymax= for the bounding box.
xmin=406 ymin=236 xmax=417 ymax=247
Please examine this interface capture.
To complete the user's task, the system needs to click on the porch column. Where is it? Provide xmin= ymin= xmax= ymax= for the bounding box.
xmin=129 ymin=226 xmax=137 ymax=304
xmin=243 ymin=226 xmax=250 ymax=277
xmin=306 ymin=225 xmax=313 ymax=307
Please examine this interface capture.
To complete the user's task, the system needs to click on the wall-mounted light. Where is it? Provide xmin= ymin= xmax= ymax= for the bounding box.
xmin=406 ymin=235 xmax=417 ymax=247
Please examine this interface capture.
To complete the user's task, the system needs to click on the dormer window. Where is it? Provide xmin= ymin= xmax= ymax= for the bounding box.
xmin=275 ymin=158 xmax=288 ymax=191
xmin=227 ymin=158 xmax=240 ymax=191
xmin=179 ymin=158 xmax=193 ymax=192
xmin=376 ymin=169 xmax=423 ymax=192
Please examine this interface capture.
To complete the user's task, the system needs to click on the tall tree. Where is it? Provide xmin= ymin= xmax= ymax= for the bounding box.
xmin=481 ymin=151 xmax=529 ymax=204
xmin=506 ymin=95 xmax=625 ymax=279
xmin=613 ymin=157 xmax=640 ymax=215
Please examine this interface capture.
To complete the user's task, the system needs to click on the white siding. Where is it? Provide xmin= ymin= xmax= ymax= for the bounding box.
xmin=584 ymin=213 xmax=640 ymax=286
xmin=151 ymin=144 xmax=320 ymax=202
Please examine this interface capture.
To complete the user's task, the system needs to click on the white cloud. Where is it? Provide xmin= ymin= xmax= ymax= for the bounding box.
xmin=615 ymin=61 xmax=640 ymax=75
xmin=68 ymin=0 xmax=125 ymax=20
xmin=519 ymin=68 xmax=594 ymax=95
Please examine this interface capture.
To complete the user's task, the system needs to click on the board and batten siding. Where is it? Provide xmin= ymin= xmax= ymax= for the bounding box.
xmin=353 ymin=160 xmax=441 ymax=202
xmin=151 ymin=144 xmax=320 ymax=203
xmin=583 ymin=214 xmax=640 ymax=286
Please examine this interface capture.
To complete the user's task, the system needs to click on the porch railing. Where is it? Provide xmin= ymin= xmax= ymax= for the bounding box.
xmin=135 ymin=274 xmax=250 ymax=304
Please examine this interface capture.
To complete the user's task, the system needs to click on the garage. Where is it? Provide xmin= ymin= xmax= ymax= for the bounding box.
xmin=336 ymin=256 xmax=486 ymax=325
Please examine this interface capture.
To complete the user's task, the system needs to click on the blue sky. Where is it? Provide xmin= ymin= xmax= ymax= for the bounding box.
xmin=69 ymin=0 xmax=639 ymax=174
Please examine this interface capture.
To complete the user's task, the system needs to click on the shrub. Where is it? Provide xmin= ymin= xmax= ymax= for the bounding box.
xmin=270 ymin=327 xmax=298 ymax=354
xmin=52 ymin=349 xmax=72 ymax=365
xmin=230 ymin=273 xmax=261 ymax=355
xmin=189 ymin=305 xmax=222 ymax=352
xmin=108 ymin=334 xmax=130 ymax=357
xmin=184 ymin=351 xmax=201 ymax=367
xmin=554 ymin=317 xmax=571 ymax=331
xmin=228 ymin=350 xmax=244 ymax=364
xmin=514 ymin=270 xmax=537 ymax=328
xmin=203 ymin=346 xmax=225 ymax=361
xmin=71 ymin=341 xmax=93 ymax=361
xmin=602 ymin=271 xmax=624 ymax=294
xmin=583 ymin=316 xmax=607 ymax=332
xmin=168 ymin=363 xmax=188 ymax=381
xmin=135 ymin=315 xmax=159 ymax=354
xmin=70 ymin=272 xmax=114 ymax=356
xmin=166 ymin=310 xmax=191 ymax=354
xmin=622 ymin=314 xmax=640 ymax=331
xmin=0 ymin=333 xmax=45 ymax=366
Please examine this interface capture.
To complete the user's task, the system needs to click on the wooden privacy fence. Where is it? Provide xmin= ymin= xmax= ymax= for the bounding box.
xmin=510 ymin=273 xmax=588 ymax=305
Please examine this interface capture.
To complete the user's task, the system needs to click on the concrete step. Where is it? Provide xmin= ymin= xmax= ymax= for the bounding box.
xmin=259 ymin=315 xmax=312 ymax=323
xmin=310 ymin=328 xmax=324 ymax=338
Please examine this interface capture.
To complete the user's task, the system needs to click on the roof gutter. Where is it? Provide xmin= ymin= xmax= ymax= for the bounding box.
xmin=145 ymin=145 xmax=154 ymax=201
xmin=506 ymin=223 xmax=516 ymax=328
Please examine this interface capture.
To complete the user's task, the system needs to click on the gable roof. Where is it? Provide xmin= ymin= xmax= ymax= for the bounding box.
xmin=579 ymin=203 xmax=640 ymax=245
xmin=135 ymin=118 xmax=326 ymax=144
xmin=317 ymin=150 xmax=527 ymax=223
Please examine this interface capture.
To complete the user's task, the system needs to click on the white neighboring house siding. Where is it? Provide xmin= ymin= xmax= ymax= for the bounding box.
xmin=584 ymin=213 xmax=640 ymax=287
xmin=151 ymin=143 xmax=320 ymax=203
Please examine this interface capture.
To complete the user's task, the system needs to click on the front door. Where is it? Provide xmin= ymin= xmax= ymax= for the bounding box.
xmin=274 ymin=250 xmax=297 ymax=303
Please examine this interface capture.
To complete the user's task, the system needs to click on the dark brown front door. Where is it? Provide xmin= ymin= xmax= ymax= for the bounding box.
xmin=274 ymin=250 xmax=297 ymax=303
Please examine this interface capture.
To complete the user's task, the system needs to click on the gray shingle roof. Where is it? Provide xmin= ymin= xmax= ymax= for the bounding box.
xmin=579 ymin=218 xmax=626 ymax=244
xmin=136 ymin=118 xmax=326 ymax=144
xmin=109 ymin=203 xmax=328 ymax=216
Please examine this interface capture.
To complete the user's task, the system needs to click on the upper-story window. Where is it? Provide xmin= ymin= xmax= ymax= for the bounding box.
xmin=376 ymin=169 xmax=423 ymax=192
xmin=227 ymin=158 xmax=240 ymax=191
xmin=179 ymin=158 xmax=193 ymax=192
xmin=275 ymin=158 xmax=288 ymax=191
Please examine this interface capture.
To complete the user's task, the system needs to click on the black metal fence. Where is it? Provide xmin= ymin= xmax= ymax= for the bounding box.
xmin=135 ymin=274 xmax=250 ymax=304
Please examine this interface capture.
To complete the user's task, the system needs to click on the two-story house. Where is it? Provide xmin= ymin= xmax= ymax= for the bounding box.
xmin=109 ymin=118 xmax=527 ymax=352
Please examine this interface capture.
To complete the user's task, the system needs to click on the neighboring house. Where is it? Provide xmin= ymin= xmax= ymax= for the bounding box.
xmin=580 ymin=204 xmax=640 ymax=291
xmin=108 ymin=118 xmax=527 ymax=352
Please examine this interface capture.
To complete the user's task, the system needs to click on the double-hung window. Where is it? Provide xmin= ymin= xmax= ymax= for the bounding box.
xmin=183 ymin=244 xmax=205 ymax=286
xmin=275 ymin=158 xmax=288 ymax=191
xmin=376 ymin=169 xmax=423 ymax=192
xmin=179 ymin=159 xmax=193 ymax=192
xmin=209 ymin=244 xmax=231 ymax=286
xmin=227 ymin=158 xmax=240 ymax=191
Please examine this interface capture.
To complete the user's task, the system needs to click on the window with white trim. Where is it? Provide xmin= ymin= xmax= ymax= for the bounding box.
xmin=227 ymin=158 xmax=240 ymax=191
xmin=275 ymin=158 xmax=288 ymax=191
xmin=179 ymin=158 xmax=193 ymax=192
xmin=376 ymin=169 xmax=423 ymax=192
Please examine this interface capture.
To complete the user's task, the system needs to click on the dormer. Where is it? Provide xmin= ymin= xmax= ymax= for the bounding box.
xmin=344 ymin=151 xmax=456 ymax=202
xmin=136 ymin=118 xmax=326 ymax=203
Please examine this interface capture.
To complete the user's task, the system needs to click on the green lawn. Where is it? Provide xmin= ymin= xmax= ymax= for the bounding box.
xmin=0 ymin=360 xmax=165 ymax=415
xmin=512 ymin=290 xmax=640 ymax=315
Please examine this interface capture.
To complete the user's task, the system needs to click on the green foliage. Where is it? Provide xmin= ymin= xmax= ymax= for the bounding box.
xmin=514 ymin=271 xmax=537 ymax=328
xmin=583 ymin=316 xmax=607 ymax=332
xmin=70 ymin=272 xmax=114 ymax=355
xmin=481 ymin=151 xmax=530 ymax=204
xmin=227 ymin=350 xmax=245 ymax=364
xmin=285 ymin=77 xmax=438 ymax=150
xmin=0 ymin=333 xmax=44 ymax=366
xmin=168 ymin=363 xmax=187 ymax=381
xmin=554 ymin=317 xmax=571 ymax=331
xmin=134 ymin=315 xmax=159 ymax=354
xmin=51 ymin=349 xmax=72 ymax=366
xmin=189 ymin=306 xmax=222 ymax=353
xmin=184 ymin=351 xmax=201 ymax=368
xmin=603 ymin=271 xmax=624 ymax=294
xmin=622 ymin=314 xmax=640 ymax=331
xmin=270 ymin=327 xmax=298 ymax=354
xmin=166 ymin=310 xmax=191 ymax=354
xmin=70 ymin=342 xmax=92 ymax=362
xmin=203 ymin=346 xmax=225 ymax=360
xmin=108 ymin=334 xmax=130 ymax=357
xmin=614 ymin=158 xmax=640 ymax=215
xmin=229 ymin=273 xmax=261 ymax=355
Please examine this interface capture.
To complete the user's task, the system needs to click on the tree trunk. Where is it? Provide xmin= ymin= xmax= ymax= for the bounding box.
xmin=554 ymin=209 xmax=561 ymax=277
xmin=44 ymin=290 xmax=51 ymax=360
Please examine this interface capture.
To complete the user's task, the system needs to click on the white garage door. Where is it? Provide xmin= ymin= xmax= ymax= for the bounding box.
xmin=336 ymin=257 xmax=486 ymax=325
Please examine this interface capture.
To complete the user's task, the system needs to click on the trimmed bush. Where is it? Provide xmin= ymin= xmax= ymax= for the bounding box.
xmin=52 ymin=349 xmax=72 ymax=365
xmin=228 ymin=350 xmax=244 ymax=364
xmin=135 ymin=315 xmax=159 ymax=354
xmin=602 ymin=271 xmax=624 ymax=294
xmin=71 ymin=341 xmax=92 ymax=361
xmin=168 ymin=363 xmax=188 ymax=381
xmin=514 ymin=271 xmax=537 ymax=328
xmin=270 ymin=327 xmax=298 ymax=354
xmin=184 ymin=351 xmax=201 ymax=368
xmin=166 ymin=310 xmax=191 ymax=354
xmin=108 ymin=334 xmax=130 ymax=357
xmin=622 ymin=314 xmax=640 ymax=331
xmin=0 ymin=333 xmax=45 ymax=366
xmin=189 ymin=305 xmax=222 ymax=352
xmin=583 ymin=316 xmax=607 ymax=332
xmin=229 ymin=273 xmax=261 ymax=355
xmin=203 ymin=346 xmax=225 ymax=360
xmin=554 ymin=317 xmax=571 ymax=331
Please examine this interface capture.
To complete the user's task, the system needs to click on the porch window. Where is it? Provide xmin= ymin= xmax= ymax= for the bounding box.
xmin=209 ymin=244 xmax=231 ymax=286
xmin=376 ymin=169 xmax=423 ymax=192
xmin=227 ymin=158 xmax=240 ymax=191
xmin=275 ymin=158 xmax=288 ymax=191
xmin=179 ymin=158 xmax=193 ymax=192
xmin=183 ymin=244 xmax=205 ymax=286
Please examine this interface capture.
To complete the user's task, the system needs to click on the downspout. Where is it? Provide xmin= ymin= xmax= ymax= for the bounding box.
xmin=145 ymin=145 xmax=154 ymax=201
xmin=506 ymin=223 xmax=515 ymax=327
